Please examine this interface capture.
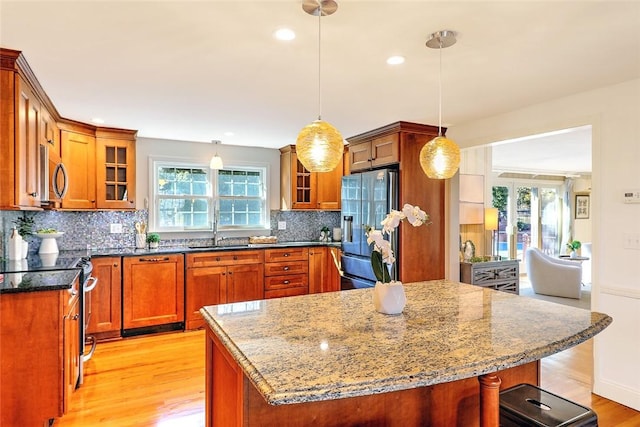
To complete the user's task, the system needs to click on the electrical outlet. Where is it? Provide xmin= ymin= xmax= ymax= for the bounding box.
xmin=110 ymin=223 xmax=123 ymax=234
xmin=624 ymin=233 xmax=640 ymax=250
xmin=278 ymin=221 xmax=286 ymax=230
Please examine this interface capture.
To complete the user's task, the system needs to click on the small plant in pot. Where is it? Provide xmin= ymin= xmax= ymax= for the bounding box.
xmin=146 ymin=233 xmax=160 ymax=249
xmin=567 ymin=240 xmax=581 ymax=257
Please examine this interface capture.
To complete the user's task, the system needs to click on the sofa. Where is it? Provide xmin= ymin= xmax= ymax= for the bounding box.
xmin=524 ymin=248 xmax=582 ymax=299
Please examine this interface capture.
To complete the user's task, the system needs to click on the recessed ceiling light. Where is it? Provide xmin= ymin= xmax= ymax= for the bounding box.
xmin=274 ymin=28 xmax=296 ymax=41
xmin=91 ymin=118 xmax=105 ymax=124
xmin=386 ymin=56 xmax=405 ymax=65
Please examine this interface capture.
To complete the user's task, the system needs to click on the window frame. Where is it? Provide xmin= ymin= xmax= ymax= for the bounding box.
xmin=149 ymin=156 xmax=270 ymax=235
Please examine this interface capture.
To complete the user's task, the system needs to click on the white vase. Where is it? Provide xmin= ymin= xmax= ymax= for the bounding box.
xmin=21 ymin=240 xmax=29 ymax=258
xmin=570 ymin=250 xmax=577 ymax=258
xmin=373 ymin=281 xmax=406 ymax=315
xmin=135 ymin=234 xmax=146 ymax=249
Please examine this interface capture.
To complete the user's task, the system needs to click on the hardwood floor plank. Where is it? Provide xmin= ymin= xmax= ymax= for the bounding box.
xmin=56 ymin=329 xmax=639 ymax=426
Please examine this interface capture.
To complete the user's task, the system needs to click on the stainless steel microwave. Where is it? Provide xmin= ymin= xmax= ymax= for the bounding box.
xmin=39 ymin=144 xmax=68 ymax=205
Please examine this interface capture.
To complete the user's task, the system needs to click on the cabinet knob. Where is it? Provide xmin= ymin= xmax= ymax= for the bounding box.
xmin=216 ymin=257 xmax=221 ymax=262
xmin=47 ymin=138 xmax=54 ymax=145
xmin=283 ymin=266 xmax=289 ymax=271
xmin=229 ymin=272 xmax=233 ymax=275
xmin=283 ymin=253 xmax=290 ymax=257
xmin=222 ymin=272 xmax=226 ymax=276
xmin=29 ymin=192 xmax=38 ymax=197
xmin=113 ymin=263 xmax=118 ymax=267
xmin=72 ymin=314 xmax=79 ymax=321
xmin=233 ymin=256 xmax=238 ymax=260
xmin=283 ymin=280 xmax=290 ymax=284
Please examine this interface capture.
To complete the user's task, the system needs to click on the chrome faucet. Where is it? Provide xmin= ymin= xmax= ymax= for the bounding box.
xmin=212 ymin=203 xmax=223 ymax=246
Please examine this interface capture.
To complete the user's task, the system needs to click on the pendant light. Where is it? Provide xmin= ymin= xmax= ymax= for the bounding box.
xmin=209 ymin=140 xmax=223 ymax=170
xmin=295 ymin=0 xmax=344 ymax=173
xmin=419 ymin=30 xmax=460 ymax=180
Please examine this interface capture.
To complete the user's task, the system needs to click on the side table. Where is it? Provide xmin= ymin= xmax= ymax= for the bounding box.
xmin=460 ymin=259 xmax=519 ymax=294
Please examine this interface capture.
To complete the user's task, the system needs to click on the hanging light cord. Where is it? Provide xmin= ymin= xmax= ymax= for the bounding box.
xmin=317 ymin=5 xmax=323 ymax=121
xmin=437 ymin=37 xmax=443 ymax=137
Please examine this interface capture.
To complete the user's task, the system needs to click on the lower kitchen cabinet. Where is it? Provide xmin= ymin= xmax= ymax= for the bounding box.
xmin=0 ymin=281 xmax=79 ymax=426
xmin=186 ymin=250 xmax=264 ymax=330
xmin=87 ymin=256 xmax=122 ymax=340
xmin=309 ymin=246 xmax=342 ymax=294
xmin=63 ymin=292 xmax=80 ymax=414
xmin=264 ymin=247 xmax=309 ymax=298
xmin=123 ymin=253 xmax=185 ymax=333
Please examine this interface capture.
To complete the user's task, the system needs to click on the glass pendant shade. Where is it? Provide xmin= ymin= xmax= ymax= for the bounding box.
xmin=209 ymin=154 xmax=223 ymax=170
xmin=295 ymin=119 xmax=344 ymax=172
xmin=419 ymin=135 xmax=460 ymax=179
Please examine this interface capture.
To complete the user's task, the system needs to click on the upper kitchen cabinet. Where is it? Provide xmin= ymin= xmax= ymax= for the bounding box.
xmin=280 ymin=144 xmax=344 ymax=210
xmin=0 ymin=47 xmax=137 ymax=211
xmin=347 ymin=132 xmax=399 ymax=172
xmin=60 ymin=124 xmax=97 ymax=210
xmin=95 ymin=129 xmax=137 ymax=209
xmin=0 ymin=48 xmax=56 ymax=210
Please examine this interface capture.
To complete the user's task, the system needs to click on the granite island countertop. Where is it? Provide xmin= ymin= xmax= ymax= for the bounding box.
xmin=200 ymin=280 xmax=612 ymax=405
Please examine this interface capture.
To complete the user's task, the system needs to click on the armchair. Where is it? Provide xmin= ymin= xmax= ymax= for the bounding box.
xmin=524 ymin=248 xmax=582 ymax=299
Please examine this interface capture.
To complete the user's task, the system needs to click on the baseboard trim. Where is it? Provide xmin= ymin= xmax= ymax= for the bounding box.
xmin=599 ymin=285 xmax=640 ymax=299
xmin=593 ymin=377 xmax=640 ymax=411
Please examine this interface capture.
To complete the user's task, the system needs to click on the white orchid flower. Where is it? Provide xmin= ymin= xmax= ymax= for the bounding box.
xmin=366 ymin=228 xmax=395 ymax=265
xmin=402 ymin=204 xmax=429 ymax=227
xmin=381 ymin=209 xmax=404 ymax=234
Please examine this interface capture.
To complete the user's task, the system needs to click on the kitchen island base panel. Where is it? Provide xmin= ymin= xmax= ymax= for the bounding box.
xmin=206 ymin=328 xmax=539 ymax=427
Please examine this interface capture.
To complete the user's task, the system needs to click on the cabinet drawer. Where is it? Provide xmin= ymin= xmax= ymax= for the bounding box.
xmin=265 ymin=287 xmax=308 ymax=299
xmin=264 ymin=274 xmax=308 ymax=290
xmin=187 ymin=250 xmax=264 ymax=267
xmin=264 ymin=260 xmax=308 ymax=276
xmin=264 ymin=247 xmax=308 ymax=263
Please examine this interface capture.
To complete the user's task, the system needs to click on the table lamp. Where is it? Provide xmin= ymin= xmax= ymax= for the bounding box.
xmin=485 ymin=208 xmax=499 ymax=259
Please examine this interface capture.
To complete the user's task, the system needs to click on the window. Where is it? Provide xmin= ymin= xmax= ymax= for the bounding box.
xmin=150 ymin=158 xmax=268 ymax=233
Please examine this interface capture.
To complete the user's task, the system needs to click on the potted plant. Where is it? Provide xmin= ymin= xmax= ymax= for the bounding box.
xmin=13 ymin=213 xmax=35 ymax=257
xmin=365 ymin=203 xmax=430 ymax=315
xmin=146 ymin=233 xmax=160 ymax=249
xmin=567 ymin=240 xmax=581 ymax=258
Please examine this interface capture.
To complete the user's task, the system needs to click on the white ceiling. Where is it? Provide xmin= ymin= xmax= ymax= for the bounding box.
xmin=2 ymin=1 xmax=639 ymax=174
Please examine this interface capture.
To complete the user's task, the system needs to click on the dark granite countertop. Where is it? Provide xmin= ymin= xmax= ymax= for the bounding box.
xmin=88 ymin=241 xmax=340 ymax=258
xmin=0 ymin=269 xmax=80 ymax=294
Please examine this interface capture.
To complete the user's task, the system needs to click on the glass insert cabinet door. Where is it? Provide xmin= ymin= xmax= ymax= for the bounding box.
xmin=96 ymin=137 xmax=136 ymax=209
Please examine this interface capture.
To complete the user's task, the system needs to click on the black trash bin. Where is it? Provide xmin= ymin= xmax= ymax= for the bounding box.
xmin=500 ymin=383 xmax=598 ymax=426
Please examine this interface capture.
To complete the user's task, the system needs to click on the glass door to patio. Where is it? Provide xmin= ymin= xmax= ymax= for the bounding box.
xmin=492 ymin=182 xmax=562 ymax=264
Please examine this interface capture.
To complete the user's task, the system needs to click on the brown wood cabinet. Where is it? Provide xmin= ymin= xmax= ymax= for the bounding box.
xmin=347 ymin=121 xmax=446 ymax=282
xmin=186 ymin=250 xmax=264 ymax=330
xmin=0 ymin=48 xmax=47 ymax=210
xmin=309 ymin=246 xmax=342 ymax=294
xmin=60 ymin=127 xmax=97 ymax=209
xmin=96 ymin=129 xmax=137 ymax=209
xmin=123 ymin=254 xmax=185 ymax=332
xmin=264 ymin=247 xmax=309 ymax=298
xmin=347 ymin=132 xmax=399 ymax=172
xmin=87 ymin=256 xmax=122 ymax=340
xmin=280 ymin=145 xmax=343 ymax=210
xmin=1 ymin=47 xmax=137 ymax=212
xmin=0 ymin=280 xmax=80 ymax=426
xmin=63 ymin=291 xmax=80 ymax=414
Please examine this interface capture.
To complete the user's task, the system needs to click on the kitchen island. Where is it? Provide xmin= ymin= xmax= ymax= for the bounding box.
xmin=200 ymin=280 xmax=611 ymax=426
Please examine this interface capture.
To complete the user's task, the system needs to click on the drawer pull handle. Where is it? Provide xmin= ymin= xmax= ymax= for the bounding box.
xmin=233 ymin=256 xmax=238 ymax=260
xmin=283 ymin=280 xmax=290 ymax=284
xmin=216 ymin=257 xmax=221 ymax=261
xmin=283 ymin=253 xmax=289 ymax=257
xmin=139 ymin=257 xmax=170 ymax=262
xmin=283 ymin=266 xmax=290 ymax=271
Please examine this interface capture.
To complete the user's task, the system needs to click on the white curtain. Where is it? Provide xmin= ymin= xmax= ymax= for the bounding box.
xmin=561 ymin=178 xmax=574 ymax=251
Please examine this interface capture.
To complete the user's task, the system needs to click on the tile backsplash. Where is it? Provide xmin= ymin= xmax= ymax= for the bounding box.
xmin=0 ymin=209 xmax=341 ymax=256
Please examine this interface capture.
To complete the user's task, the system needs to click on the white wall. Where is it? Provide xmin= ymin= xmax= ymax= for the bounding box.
xmin=135 ymin=137 xmax=281 ymax=212
xmin=450 ymin=79 xmax=640 ymax=410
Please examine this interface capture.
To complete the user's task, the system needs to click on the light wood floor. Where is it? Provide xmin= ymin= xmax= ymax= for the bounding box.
xmin=56 ymin=330 xmax=640 ymax=427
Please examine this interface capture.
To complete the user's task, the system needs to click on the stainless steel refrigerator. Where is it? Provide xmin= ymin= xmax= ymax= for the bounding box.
xmin=341 ymin=169 xmax=398 ymax=289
